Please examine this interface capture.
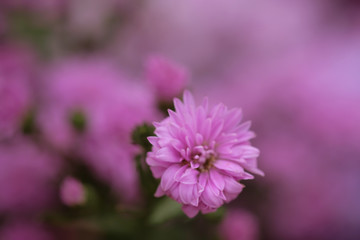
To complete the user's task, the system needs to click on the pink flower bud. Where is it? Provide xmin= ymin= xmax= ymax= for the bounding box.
xmin=146 ymin=55 xmax=189 ymax=101
xmin=60 ymin=177 xmax=85 ymax=206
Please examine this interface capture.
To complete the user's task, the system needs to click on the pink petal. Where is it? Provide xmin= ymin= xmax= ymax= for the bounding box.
xmin=223 ymin=108 xmax=242 ymax=131
xmin=146 ymin=156 xmax=171 ymax=168
xmin=168 ymin=109 xmax=182 ymax=125
xmin=200 ymin=206 xmax=217 ymax=214
xmin=190 ymin=161 xmax=200 ymax=169
xmin=179 ymin=183 xmax=199 ymax=206
xmin=182 ymin=205 xmax=199 ymax=218
xmin=155 ymin=147 xmax=182 ymax=163
xmin=183 ymin=90 xmax=196 ymax=113
xmin=214 ymin=160 xmax=245 ymax=178
xmin=240 ymin=145 xmax=260 ymax=159
xmin=147 ymin=136 xmax=159 ymax=147
xmin=207 ymin=179 xmax=226 ymax=201
xmin=223 ymin=176 xmax=244 ymax=202
xmin=195 ymin=133 xmax=204 ymax=145
xmin=200 ymin=118 xmax=212 ymax=141
xmin=201 ymin=97 xmax=209 ymax=111
xmin=160 ymin=164 xmax=182 ymax=191
xmin=200 ymin=184 xmax=224 ymax=208
xmin=198 ymin=172 xmax=208 ymax=193
xmin=196 ymin=107 xmax=207 ymax=132
xmin=173 ymin=100 xmax=185 ymax=120
xmin=224 ymin=177 xmax=244 ymax=194
xmin=209 ymin=120 xmax=224 ymax=141
xmin=178 ymin=168 xmax=199 ymax=184
xmin=154 ymin=185 xmax=165 ymax=197
xmin=241 ymin=157 xmax=264 ymax=176
xmin=209 ymin=169 xmax=225 ymax=191
xmin=173 ymin=165 xmax=188 ymax=182
xmin=150 ymin=166 xmax=167 ymax=178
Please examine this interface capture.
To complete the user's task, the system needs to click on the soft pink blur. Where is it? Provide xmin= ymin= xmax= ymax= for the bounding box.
xmin=145 ymin=55 xmax=189 ymax=101
xmin=60 ymin=177 xmax=86 ymax=206
xmin=0 ymin=139 xmax=61 ymax=214
xmin=219 ymin=209 xmax=259 ymax=240
xmin=1 ymin=0 xmax=360 ymax=239
xmin=0 ymin=221 xmax=54 ymax=240
xmin=38 ymin=57 xmax=158 ymax=202
xmin=193 ymin=26 xmax=360 ymax=240
xmin=0 ymin=45 xmax=34 ymax=139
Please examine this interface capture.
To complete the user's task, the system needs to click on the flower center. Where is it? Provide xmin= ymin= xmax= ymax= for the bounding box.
xmin=190 ymin=145 xmax=216 ymax=171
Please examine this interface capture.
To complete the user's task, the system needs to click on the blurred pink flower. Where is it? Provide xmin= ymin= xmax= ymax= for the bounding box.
xmin=0 ymin=78 xmax=30 ymax=139
xmin=291 ymin=35 xmax=360 ymax=147
xmin=60 ymin=177 xmax=85 ymax=206
xmin=0 ymin=221 xmax=53 ymax=240
xmin=219 ymin=209 xmax=259 ymax=240
xmin=39 ymin=57 xmax=158 ymax=201
xmin=146 ymin=55 xmax=189 ymax=101
xmin=146 ymin=91 xmax=263 ymax=217
xmin=0 ymin=139 xmax=60 ymax=214
xmin=216 ymin=33 xmax=360 ymax=239
xmin=39 ymin=57 xmax=156 ymax=150
xmin=0 ymin=45 xmax=33 ymax=139
xmin=81 ymin=140 xmax=141 ymax=202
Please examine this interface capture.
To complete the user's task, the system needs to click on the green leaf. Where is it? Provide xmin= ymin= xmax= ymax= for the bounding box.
xmin=21 ymin=109 xmax=36 ymax=135
xmin=148 ymin=198 xmax=183 ymax=225
xmin=204 ymin=206 xmax=226 ymax=222
xmin=8 ymin=11 xmax=52 ymax=58
xmin=131 ymin=123 xmax=155 ymax=152
xmin=69 ymin=110 xmax=87 ymax=133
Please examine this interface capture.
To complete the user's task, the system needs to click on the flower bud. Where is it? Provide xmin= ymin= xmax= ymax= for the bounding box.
xmin=146 ymin=55 xmax=189 ymax=102
xmin=60 ymin=177 xmax=85 ymax=206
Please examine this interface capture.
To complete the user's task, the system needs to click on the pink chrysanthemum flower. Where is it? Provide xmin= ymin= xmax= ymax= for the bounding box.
xmin=146 ymin=91 xmax=263 ymax=218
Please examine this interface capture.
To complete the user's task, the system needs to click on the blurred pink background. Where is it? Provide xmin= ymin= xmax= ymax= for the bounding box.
xmin=0 ymin=0 xmax=360 ymax=239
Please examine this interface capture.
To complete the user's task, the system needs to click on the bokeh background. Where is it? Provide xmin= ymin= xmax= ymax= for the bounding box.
xmin=1 ymin=0 xmax=360 ymax=239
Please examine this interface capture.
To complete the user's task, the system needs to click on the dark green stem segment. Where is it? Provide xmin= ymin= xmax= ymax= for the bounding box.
xmin=131 ymin=123 xmax=155 ymax=152
xmin=131 ymin=122 xmax=158 ymax=197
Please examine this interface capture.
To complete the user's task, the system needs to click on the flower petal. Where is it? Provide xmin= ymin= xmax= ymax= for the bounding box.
xmin=182 ymin=205 xmax=199 ymax=218
xmin=179 ymin=183 xmax=199 ymax=206
xmin=160 ymin=164 xmax=182 ymax=191
xmin=223 ymin=176 xmax=244 ymax=202
xmin=200 ymin=183 xmax=224 ymax=208
xmin=154 ymin=185 xmax=165 ymax=197
xmin=178 ymin=168 xmax=199 ymax=184
xmin=155 ymin=147 xmax=182 ymax=163
xmin=214 ymin=159 xmax=245 ymax=178
xmin=209 ymin=169 xmax=225 ymax=191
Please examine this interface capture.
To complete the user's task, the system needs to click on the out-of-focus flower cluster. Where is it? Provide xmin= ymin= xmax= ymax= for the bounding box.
xmin=1 ymin=0 xmax=360 ymax=239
